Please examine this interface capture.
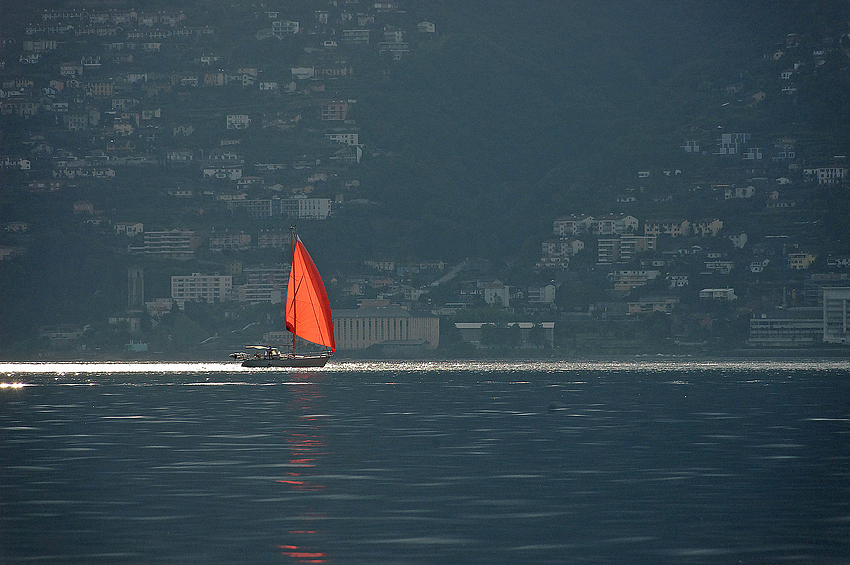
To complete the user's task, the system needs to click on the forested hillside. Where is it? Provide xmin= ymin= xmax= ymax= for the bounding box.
xmin=351 ymin=0 xmax=850 ymax=261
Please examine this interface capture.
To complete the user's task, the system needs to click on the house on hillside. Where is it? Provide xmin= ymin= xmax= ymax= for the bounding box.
xmin=553 ymin=214 xmax=593 ymax=235
xmin=700 ymin=288 xmax=737 ymax=301
xmin=788 ymin=252 xmax=816 ymax=270
xmin=692 ymin=218 xmax=723 ymax=237
xmin=725 ymin=185 xmax=755 ymax=199
xmin=114 ymin=221 xmax=143 ymax=236
xmin=628 ymin=297 xmax=678 ymax=315
xmin=538 ymin=237 xmax=584 ymax=269
xmin=591 ymin=214 xmax=638 ymax=235
xmin=644 ymin=219 xmax=690 ymax=237
xmin=609 ymin=270 xmax=660 ymax=293
xmin=481 ymin=281 xmax=510 ymax=307
xmin=226 ymin=114 xmax=250 ymax=130
xmin=715 ymin=132 xmax=751 ymax=155
xmin=804 ymin=166 xmax=847 ymax=186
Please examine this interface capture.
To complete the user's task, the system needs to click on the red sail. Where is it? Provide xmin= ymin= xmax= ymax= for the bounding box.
xmin=285 ymin=237 xmax=336 ymax=352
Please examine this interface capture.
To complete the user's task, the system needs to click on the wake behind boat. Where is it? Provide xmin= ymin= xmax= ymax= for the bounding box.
xmin=229 ymin=228 xmax=335 ymax=368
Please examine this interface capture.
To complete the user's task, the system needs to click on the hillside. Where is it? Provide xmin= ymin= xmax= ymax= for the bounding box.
xmin=351 ymin=0 xmax=850 ymax=261
xmin=1 ymin=0 xmax=850 ymax=355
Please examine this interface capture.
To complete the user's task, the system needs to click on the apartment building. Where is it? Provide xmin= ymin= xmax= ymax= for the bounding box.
xmin=171 ymin=273 xmax=232 ymax=305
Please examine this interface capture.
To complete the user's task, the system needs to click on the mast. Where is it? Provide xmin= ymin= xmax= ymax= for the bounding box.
xmin=290 ymin=225 xmax=296 ymax=356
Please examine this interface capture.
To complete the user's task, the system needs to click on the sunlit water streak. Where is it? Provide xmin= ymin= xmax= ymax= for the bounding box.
xmin=1 ymin=359 xmax=849 ymax=564
xmin=2 ymin=358 xmax=848 ymax=379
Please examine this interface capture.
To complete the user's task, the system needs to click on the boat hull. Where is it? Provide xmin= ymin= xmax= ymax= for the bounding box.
xmin=241 ymin=354 xmax=330 ymax=368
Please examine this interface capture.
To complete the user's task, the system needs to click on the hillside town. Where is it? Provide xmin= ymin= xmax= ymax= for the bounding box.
xmin=1 ymin=2 xmax=850 ymax=357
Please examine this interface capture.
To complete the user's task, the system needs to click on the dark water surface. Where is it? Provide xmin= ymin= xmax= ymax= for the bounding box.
xmin=1 ymin=360 xmax=849 ymax=564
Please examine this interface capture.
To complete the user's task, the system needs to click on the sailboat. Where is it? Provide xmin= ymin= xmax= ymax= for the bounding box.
xmin=230 ymin=228 xmax=335 ymax=367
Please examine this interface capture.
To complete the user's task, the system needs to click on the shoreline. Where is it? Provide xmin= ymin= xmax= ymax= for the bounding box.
xmin=2 ymin=348 xmax=848 ymax=364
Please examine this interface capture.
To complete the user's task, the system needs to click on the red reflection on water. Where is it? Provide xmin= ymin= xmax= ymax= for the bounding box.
xmin=278 ymin=545 xmax=328 ymax=564
xmin=277 ymin=372 xmax=331 ymax=563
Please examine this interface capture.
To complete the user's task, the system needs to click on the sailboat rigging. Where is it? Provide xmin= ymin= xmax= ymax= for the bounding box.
xmin=230 ymin=227 xmax=335 ymax=367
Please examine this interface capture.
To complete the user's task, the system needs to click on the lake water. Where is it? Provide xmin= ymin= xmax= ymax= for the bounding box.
xmin=1 ymin=359 xmax=849 ymax=564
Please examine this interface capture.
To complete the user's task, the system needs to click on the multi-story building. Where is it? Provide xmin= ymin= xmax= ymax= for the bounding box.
xmin=114 ymin=222 xmax=144 ymax=236
xmin=257 ymin=230 xmax=290 ymax=249
xmin=823 ymin=287 xmax=850 ymax=344
xmin=553 ymin=214 xmax=593 ymax=236
xmin=341 ymin=29 xmax=370 ymax=44
xmin=228 ymin=199 xmax=274 ymax=219
xmin=279 ymin=196 xmax=332 ymax=220
xmin=227 ymin=197 xmax=331 ymax=220
xmin=209 ymin=230 xmax=251 ymax=251
xmin=171 ymin=273 xmax=232 ymax=305
xmin=333 ymin=305 xmax=439 ymax=350
xmin=644 ymin=219 xmax=690 ymax=237
xmin=202 ymin=166 xmax=242 ymax=180
xmin=704 ymin=260 xmax=735 ymax=274
xmin=627 ymin=297 xmax=678 ymax=315
xmin=804 ymin=166 xmax=847 ymax=186
xmin=609 ymin=270 xmax=660 ymax=292
xmin=749 ymin=308 xmax=823 ymax=347
xmin=130 ymin=229 xmax=197 ymax=260
xmin=590 ymin=214 xmax=638 ymax=235
xmin=699 ymin=288 xmax=737 ymax=301
xmin=325 ymin=132 xmax=359 ymax=146
xmin=788 ymin=252 xmax=816 ymax=270
xmin=527 ymin=284 xmax=556 ymax=304
xmin=692 ymin=218 xmax=724 ymax=237
xmin=239 ymin=265 xmax=288 ymax=304
xmin=226 ymin=114 xmax=250 ymax=129
xmin=321 ymin=100 xmax=349 ymax=121
xmin=715 ymin=132 xmax=751 ymax=155
xmin=481 ymin=281 xmax=510 ymax=307
xmin=541 ymin=237 xmax=584 ymax=258
xmin=272 ymin=20 xmax=299 ymax=36
xmin=598 ymin=235 xmax=656 ymax=264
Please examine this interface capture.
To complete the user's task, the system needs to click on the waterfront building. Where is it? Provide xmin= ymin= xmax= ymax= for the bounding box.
xmin=823 ymin=287 xmax=850 ymax=344
xmin=333 ymin=304 xmax=439 ymax=350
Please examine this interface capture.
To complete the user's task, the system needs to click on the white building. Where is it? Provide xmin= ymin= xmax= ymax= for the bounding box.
xmin=333 ymin=305 xmax=439 ymax=350
xmin=805 ymin=166 xmax=847 ymax=186
xmin=114 ymin=221 xmax=143 ymax=236
xmin=281 ymin=196 xmax=332 ymax=220
xmin=749 ymin=308 xmax=823 ymax=347
xmin=325 ymin=132 xmax=359 ymax=146
xmin=239 ymin=265 xmax=288 ymax=304
xmin=823 ymin=287 xmax=850 ymax=344
xmin=226 ymin=114 xmax=250 ymax=130
xmin=209 ymin=230 xmax=251 ymax=251
xmin=553 ymin=214 xmax=593 ymax=236
xmin=130 ymin=229 xmax=196 ymax=260
xmin=481 ymin=281 xmax=510 ymax=307
xmin=272 ymin=20 xmax=299 ymax=36
xmin=528 ymin=285 xmax=556 ymax=304
xmin=171 ymin=273 xmax=232 ymax=304
xmin=725 ymin=185 xmax=755 ymax=199
xmin=541 ymin=237 xmax=584 ymax=257
xmin=700 ymin=288 xmax=737 ymax=301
